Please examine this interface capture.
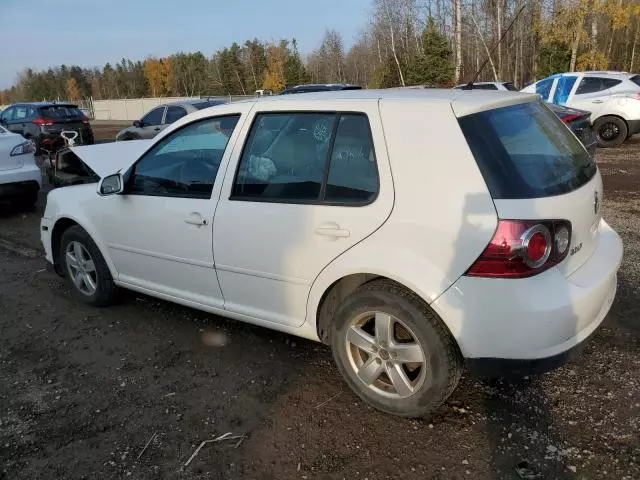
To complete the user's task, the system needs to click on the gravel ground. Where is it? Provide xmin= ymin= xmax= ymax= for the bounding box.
xmin=0 ymin=136 xmax=638 ymax=479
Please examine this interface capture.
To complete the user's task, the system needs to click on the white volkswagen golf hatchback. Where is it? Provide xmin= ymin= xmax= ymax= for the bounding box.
xmin=41 ymin=90 xmax=622 ymax=417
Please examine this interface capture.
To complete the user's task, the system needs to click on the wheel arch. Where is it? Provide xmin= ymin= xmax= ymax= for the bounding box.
xmin=313 ymin=271 xmax=459 ymax=348
xmin=592 ymin=113 xmax=629 ymax=129
xmin=51 ymin=215 xmax=117 ymax=278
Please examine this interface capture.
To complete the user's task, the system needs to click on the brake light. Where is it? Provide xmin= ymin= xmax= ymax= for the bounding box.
xmin=559 ymin=113 xmax=583 ymax=123
xmin=81 ymin=115 xmax=90 ymax=124
xmin=33 ymin=117 xmax=55 ymax=126
xmin=465 ymin=220 xmax=572 ymax=278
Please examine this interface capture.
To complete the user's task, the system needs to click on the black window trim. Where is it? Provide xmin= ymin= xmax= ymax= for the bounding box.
xmin=123 ymin=113 xmax=243 ymax=200
xmin=229 ymin=110 xmax=380 ymax=207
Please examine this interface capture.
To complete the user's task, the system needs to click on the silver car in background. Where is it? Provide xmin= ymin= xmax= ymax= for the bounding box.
xmin=522 ymin=71 xmax=640 ymax=147
xmin=115 ymin=98 xmax=226 ymax=141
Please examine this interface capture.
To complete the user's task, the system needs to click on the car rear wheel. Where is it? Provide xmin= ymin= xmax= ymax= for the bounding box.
xmin=594 ymin=116 xmax=628 ymax=148
xmin=331 ymin=279 xmax=462 ymax=418
xmin=16 ymin=189 xmax=38 ymax=208
xmin=60 ymin=225 xmax=118 ymax=306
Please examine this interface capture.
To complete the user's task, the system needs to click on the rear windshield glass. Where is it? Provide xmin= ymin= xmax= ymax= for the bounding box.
xmin=458 ymin=101 xmax=597 ymax=199
xmin=39 ymin=105 xmax=82 ymax=118
xmin=630 ymin=75 xmax=640 ymax=87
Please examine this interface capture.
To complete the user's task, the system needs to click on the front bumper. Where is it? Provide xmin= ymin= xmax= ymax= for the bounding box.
xmin=432 ymin=219 xmax=622 ymax=373
xmin=40 ymin=216 xmax=54 ymax=264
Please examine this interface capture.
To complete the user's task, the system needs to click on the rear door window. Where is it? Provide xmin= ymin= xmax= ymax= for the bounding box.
xmin=458 ymin=101 xmax=597 ymax=199
xmin=552 ymin=76 xmax=577 ymax=105
xmin=503 ymin=83 xmax=519 ymax=91
xmin=575 ymin=77 xmax=622 ymax=95
xmin=165 ymin=106 xmax=187 ymax=124
xmin=630 ymin=75 xmax=640 ymax=87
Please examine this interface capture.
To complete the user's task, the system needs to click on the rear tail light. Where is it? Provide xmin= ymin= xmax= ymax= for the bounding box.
xmin=33 ymin=117 xmax=55 ymax=126
xmin=465 ymin=220 xmax=572 ymax=278
xmin=558 ymin=113 xmax=583 ymax=123
xmin=81 ymin=115 xmax=90 ymax=124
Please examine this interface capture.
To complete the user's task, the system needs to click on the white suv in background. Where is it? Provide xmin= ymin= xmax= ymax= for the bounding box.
xmin=522 ymin=71 xmax=640 ymax=147
xmin=454 ymin=81 xmax=519 ymax=91
xmin=41 ymin=90 xmax=622 ymax=418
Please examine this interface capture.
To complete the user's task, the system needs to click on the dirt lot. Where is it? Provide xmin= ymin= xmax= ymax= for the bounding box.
xmin=0 ymin=134 xmax=638 ymax=479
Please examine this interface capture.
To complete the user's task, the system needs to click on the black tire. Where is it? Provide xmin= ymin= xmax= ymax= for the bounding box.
xmin=593 ymin=116 xmax=628 ymax=148
xmin=59 ymin=225 xmax=119 ymax=307
xmin=16 ymin=189 xmax=38 ymax=208
xmin=331 ymin=279 xmax=462 ymax=418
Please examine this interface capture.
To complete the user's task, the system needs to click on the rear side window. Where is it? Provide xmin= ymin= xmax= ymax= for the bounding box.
xmin=575 ymin=77 xmax=622 ymax=94
xmin=535 ymin=78 xmax=554 ymax=99
xmin=503 ymin=83 xmax=519 ymax=91
xmin=458 ymin=101 xmax=597 ymax=199
xmin=39 ymin=105 xmax=82 ymax=118
xmin=232 ymin=112 xmax=378 ymax=204
xmin=630 ymin=75 xmax=640 ymax=87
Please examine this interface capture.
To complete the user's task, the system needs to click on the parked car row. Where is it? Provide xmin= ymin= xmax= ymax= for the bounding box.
xmin=40 ymin=89 xmax=622 ymax=419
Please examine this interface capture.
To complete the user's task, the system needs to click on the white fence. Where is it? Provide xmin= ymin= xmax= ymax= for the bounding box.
xmin=92 ymin=96 xmax=253 ymax=121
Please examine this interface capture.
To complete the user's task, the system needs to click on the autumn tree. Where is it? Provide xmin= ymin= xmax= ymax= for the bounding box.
xmin=66 ymin=77 xmax=83 ymax=100
xmin=144 ymin=57 xmax=173 ymax=97
xmin=262 ymin=42 xmax=287 ymax=92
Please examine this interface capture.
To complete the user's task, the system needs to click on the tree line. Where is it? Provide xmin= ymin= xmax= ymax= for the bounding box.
xmin=2 ymin=0 xmax=639 ymax=104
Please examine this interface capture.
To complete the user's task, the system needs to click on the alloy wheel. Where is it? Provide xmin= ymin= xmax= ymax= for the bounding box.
xmin=65 ymin=241 xmax=98 ymax=296
xmin=345 ymin=311 xmax=427 ymax=399
xmin=599 ymin=122 xmax=620 ymax=141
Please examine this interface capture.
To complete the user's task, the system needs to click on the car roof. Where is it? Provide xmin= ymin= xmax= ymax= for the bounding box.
xmin=249 ymin=88 xmax=539 ymax=117
xmin=10 ymin=101 xmax=78 ymax=107
xmin=559 ymin=71 xmax=634 ymax=79
xmin=164 ymin=98 xmax=227 ymax=107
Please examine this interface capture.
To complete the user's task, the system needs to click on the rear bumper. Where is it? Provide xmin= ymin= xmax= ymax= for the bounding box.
xmin=0 ymin=163 xmax=42 ymax=197
xmin=432 ymin=219 xmax=622 ymax=371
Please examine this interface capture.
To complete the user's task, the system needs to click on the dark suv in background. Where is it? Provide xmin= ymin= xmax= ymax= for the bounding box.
xmin=0 ymin=102 xmax=94 ymax=154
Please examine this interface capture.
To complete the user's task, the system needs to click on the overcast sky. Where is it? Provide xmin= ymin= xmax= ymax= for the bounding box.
xmin=0 ymin=0 xmax=370 ymax=89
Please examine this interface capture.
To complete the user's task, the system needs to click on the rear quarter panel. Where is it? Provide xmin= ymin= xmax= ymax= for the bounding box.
xmin=306 ymin=98 xmax=498 ymax=330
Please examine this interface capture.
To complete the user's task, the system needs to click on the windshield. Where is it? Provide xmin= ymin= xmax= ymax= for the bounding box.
xmin=39 ymin=105 xmax=83 ymax=118
xmin=458 ymin=101 xmax=597 ymax=199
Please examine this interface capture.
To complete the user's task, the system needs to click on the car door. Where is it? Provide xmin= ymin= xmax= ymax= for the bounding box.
xmin=96 ymin=113 xmax=244 ymax=308
xmin=139 ymin=107 xmax=166 ymax=139
xmin=6 ymin=106 xmax=29 ymax=136
xmin=212 ymin=100 xmax=394 ymax=327
xmin=567 ymin=77 xmax=621 ymax=118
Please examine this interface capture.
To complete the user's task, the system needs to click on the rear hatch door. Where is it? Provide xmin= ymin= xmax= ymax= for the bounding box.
xmin=458 ymin=99 xmax=601 ymax=276
xmin=39 ymin=105 xmax=88 ymax=139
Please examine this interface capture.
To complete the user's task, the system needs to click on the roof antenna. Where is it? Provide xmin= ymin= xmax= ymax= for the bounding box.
xmin=462 ymin=2 xmax=528 ymax=90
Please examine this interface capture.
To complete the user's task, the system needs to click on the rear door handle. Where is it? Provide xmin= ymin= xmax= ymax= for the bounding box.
xmin=592 ymin=99 xmax=604 ymax=104
xmin=154 ymin=127 xmax=161 ymax=131
xmin=315 ymin=225 xmax=350 ymax=238
xmin=184 ymin=212 xmax=207 ymax=226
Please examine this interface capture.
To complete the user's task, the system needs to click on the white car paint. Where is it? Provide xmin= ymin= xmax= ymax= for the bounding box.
xmin=521 ymin=72 xmax=640 ymax=128
xmin=41 ymin=89 xmax=622 ymax=367
xmin=0 ymin=125 xmax=41 ymax=198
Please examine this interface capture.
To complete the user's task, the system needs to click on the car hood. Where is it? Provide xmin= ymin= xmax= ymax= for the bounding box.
xmin=70 ymin=140 xmax=153 ymax=177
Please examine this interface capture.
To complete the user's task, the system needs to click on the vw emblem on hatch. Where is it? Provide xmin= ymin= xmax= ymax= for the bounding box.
xmin=594 ymin=191 xmax=599 ymax=214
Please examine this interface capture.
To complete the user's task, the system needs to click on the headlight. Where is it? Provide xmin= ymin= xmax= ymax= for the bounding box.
xmin=10 ymin=141 xmax=35 ymax=156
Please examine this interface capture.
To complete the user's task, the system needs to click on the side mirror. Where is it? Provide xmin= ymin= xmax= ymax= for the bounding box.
xmin=98 ymin=173 xmax=124 ymax=196
xmin=133 ymin=120 xmax=142 ymax=128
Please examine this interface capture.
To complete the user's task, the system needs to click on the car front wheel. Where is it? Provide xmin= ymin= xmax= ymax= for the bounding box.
xmin=59 ymin=225 xmax=118 ymax=306
xmin=331 ymin=279 xmax=462 ymax=418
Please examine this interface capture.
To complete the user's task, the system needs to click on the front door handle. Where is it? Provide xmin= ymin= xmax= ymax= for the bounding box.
xmin=184 ymin=212 xmax=207 ymax=226
xmin=592 ymin=99 xmax=604 ymax=104
xmin=315 ymin=225 xmax=350 ymax=238
xmin=154 ymin=127 xmax=161 ymax=131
